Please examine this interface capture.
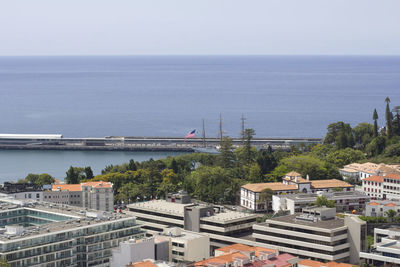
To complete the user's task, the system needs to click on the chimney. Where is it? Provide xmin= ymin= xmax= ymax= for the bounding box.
xmin=306 ymin=174 xmax=310 ymax=181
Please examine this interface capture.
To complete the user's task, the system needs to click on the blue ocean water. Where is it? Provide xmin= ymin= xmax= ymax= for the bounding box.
xmin=1 ymin=56 xmax=399 ymax=138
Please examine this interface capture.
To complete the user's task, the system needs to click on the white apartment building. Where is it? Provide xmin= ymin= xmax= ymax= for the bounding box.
xmin=272 ymin=191 xmax=370 ymax=214
xmin=340 ymin=162 xmax=400 ymax=182
xmin=0 ymin=182 xmax=43 ymax=201
xmin=253 ymin=207 xmax=366 ymax=265
xmin=365 ymin=200 xmax=400 ymax=217
xmin=360 ymin=227 xmax=400 ymax=266
xmin=362 ymin=173 xmax=400 ymax=200
xmin=43 ymin=181 xmax=114 ymax=211
xmin=241 ymin=171 xmax=354 ymax=212
xmin=0 ymin=196 xmax=144 ymax=267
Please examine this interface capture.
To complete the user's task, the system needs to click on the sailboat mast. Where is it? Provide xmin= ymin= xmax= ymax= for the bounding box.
xmin=219 ymin=114 xmax=223 ymax=143
xmin=202 ymin=119 xmax=206 ymax=147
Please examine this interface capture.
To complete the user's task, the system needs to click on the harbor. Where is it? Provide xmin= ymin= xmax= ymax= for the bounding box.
xmin=0 ymin=134 xmax=322 ymax=152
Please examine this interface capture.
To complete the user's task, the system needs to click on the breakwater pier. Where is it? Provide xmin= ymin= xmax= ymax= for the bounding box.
xmin=0 ymin=134 xmax=322 ymax=152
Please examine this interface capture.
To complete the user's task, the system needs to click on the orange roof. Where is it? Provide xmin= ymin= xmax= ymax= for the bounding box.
xmin=385 ymin=203 xmax=397 ymax=207
xmin=385 ymin=173 xmax=400 ymax=180
xmin=215 ymin=244 xmax=275 ymax=257
xmin=285 ymin=171 xmax=302 ymax=177
xmin=363 ymin=176 xmax=384 ymax=183
xmin=310 ymin=179 xmax=353 ymax=189
xmin=368 ymin=202 xmax=379 ymax=206
xmin=130 ymin=260 xmax=157 ymax=267
xmin=283 ymin=176 xmax=310 ymax=184
xmin=52 ymin=184 xmax=81 ymax=191
xmin=81 ymin=181 xmax=112 ymax=188
xmin=53 ymin=179 xmax=62 ymax=184
xmin=195 ymin=252 xmax=247 ymax=266
xmin=299 ymin=259 xmax=357 ymax=267
xmin=242 ymin=182 xmax=298 ymax=192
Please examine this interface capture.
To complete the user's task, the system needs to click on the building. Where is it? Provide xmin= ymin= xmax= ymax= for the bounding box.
xmin=252 ymin=207 xmax=366 ymax=265
xmin=340 ymin=162 xmax=400 ymax=182
xmin=362 ymin=173 xmax=400 ymax=200
xmin=128 ymin=191 xmax=258 ymax=249
xmin=111 ymin=227 xmax=209 ymax=266
xmin=194 ymin=243 xmax=299 ymax=267
xmin=43 ymin=181 xmax=114 ymax=211
xmin=0 ymin=182 xmax=43 ymax=201
xmin=365 ymin=200 xmax=400 ymax=217
xmin=127 ymin=259 xmax=175 ymax=267
xmin=298 ymin=259 xmax=356 ymax=267
xmin=272 ymin=191 xmax=370 ymax=214
xmin=0 ymin=196 xmax=144 ymax=267
xmin=359 ymin=227 xmax=400 ymax=266
xmin=241 ymin=172 xmax=354 ymax=212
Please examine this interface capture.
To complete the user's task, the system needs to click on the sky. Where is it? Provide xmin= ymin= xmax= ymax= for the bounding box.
xmin=0 ymin=0 xmax=400 ymax=56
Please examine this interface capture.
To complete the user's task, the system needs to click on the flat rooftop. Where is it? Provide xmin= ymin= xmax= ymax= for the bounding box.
xmin=262 ymin=214 xmax=346 ymax=230
xmin=282 ymin=191 xmax=368 ymax=201
xmin=128 ymin=200 xmax=257 ymax=223
xmin=0 ymin=196 xmax=136 ymax=242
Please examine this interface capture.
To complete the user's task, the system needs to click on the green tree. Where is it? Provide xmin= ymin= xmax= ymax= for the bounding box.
xmin=259 ymin=188 xmax=274 ymax=212
xmin=324 ymin=122 xmax=354 ymax=149
xmin=393 ymin=106 xmax=400 ymax=136
xmin=384 ymin=143 xmax=400 ymax=157
xmin=385 ymin=97 xmax=393 ymax=138
xmin=37 ymin=173 xmax=55 ymax=186
xmin=315 ymin=195 xmax=335 ymax=208
xmin=128 ymin=159 xmax=137 ymax=171
xmin=310 ymin=144 xmax=335 ymax=159
xmin=365 ymin=136 xmax=387 ymax=157
xmin=373 ymin=109 xmax=379 ymax=138
xmin=243 ymin=128 xmax=256 ymax=165
xmin=84 ymin=167 xmax=94 ymax=180
xmin=353 ymin=122 xmax=374 ymax=149
xmin=246 ymin=163 xmax=263 ymax=183
xmin=65 ymin=166 xmax=79 ymax=184
xmin=256 ymin=150 xmax=278 ymax=175
xmin=24 ymin=173 xmax=40 ymax=184
xmin=0 ymin=256 xmax=10 ymax=267
xmin=218 ymin=136 xmax=235 ymax=168
xmin=325 ymin=148 xmax=366 ymax=168
xmin=385 ymin=209 xmax=397 ymax=221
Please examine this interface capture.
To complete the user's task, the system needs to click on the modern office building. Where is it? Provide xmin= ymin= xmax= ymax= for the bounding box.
xmin=0 ymin=196 xmax=144 ymax=267
xmin=111 ymin=227 xmax=209 ymax=266
xmin=298 ymin=259 xmax=356 ymax=267
xmin=272 ymin=191 xmax=370 ymax=214
xmin=128 ymin=192 xmax=258 ymax=249
xmin=252 ymin=207 xmax=366 ymax=265
xmin=43 ymin=181 xmax=114 ymax=211
xmin=241 ymin=172 xmax=354 ymax=212
xmin=359 ymin=227 xmax=400 ymax=266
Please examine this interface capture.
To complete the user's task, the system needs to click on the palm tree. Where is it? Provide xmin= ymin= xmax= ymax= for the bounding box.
xmin=373 ymin=109 xmax=379 ymax=138
xmin=392 ymin=105 xmax=400 ymax=136
xmin=259 ymin=188 xmax=274 ymax=212
xmin=385 ymin=209 xmax=397 ymax=222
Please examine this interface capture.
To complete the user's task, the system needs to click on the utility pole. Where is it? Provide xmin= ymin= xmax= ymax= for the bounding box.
xmin=202 ymin=118 xmax=206 ymax=147
xmin=219 ymin=114 xmax=223 ymax=143
xmin=241 ymin=114 xmax=246 ymax=144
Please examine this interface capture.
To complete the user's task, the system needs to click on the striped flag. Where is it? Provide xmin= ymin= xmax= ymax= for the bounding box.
xmin=185 ymin=129 xmax=196 ymax=139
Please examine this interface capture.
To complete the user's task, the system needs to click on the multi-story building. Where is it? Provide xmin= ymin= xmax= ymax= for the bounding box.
xmin=43 ymin=181 xmax=114 ymax=211
xmin=241 ymin=171 xmax=354 ymax=212
xmin=128 ymin=191 xmax=258 ymax=249
xmin=362 ymin=173 xmax=400 ymax=200
xmin=0 ymin=196 xmax=144 ymax=267
xmin=0 ymin=182 xmax=43 ymax=201
xmin=365 ymin=200 xmax=400 ymax=217
xmin=273 ymin=191 xmax=370 ymax=214
xmin=359 ymin=227 xmax=400 ymax=266
xmin=252 ymin=207 xmax=366 ymax=265
xmin=339 ymin=162 xmax=400 ymax=182
xmin=298 ymin=259 xmax=355 ymax=267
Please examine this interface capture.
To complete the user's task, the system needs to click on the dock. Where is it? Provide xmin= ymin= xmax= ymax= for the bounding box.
xmin=0 ymin=134 xmax=322 ymax=152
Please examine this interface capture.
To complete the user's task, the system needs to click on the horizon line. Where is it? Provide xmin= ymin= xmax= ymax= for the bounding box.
xmin=1 ymin=54 xmax=400 ymax=57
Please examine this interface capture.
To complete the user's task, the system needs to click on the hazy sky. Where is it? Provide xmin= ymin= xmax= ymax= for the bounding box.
xmin=1 ymin=0 xmax=399 ymax=55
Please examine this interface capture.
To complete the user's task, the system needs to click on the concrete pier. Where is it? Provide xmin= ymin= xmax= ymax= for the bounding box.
xmin=0 ymin=135 xmax=322 ymax=152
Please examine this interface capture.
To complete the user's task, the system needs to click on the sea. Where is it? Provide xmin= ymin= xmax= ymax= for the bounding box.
xmin=0 ymin=55 xmax=399 ymax=181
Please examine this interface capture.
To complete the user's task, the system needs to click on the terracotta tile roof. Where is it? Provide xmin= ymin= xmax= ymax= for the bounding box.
xmin=385 ymin=173 xmax=400 ymax=180
xmin=263 ymin=253 xmax=296 ymax=267
xmin=242 ymin=183 xmax=298 ymax=192
xmin=363 ymin=176 xmax=384 ymax=183
xmin=285 ymin=171 xmax=302 ymax=177
xmin=253 ymin=246 xmax=276 ymax=256
xmin=130 ymin=260 xmax=158 ymax=267
xmin=215 ymin=244 xmax=255 ymax=253
xmin=299 ymin=259 xmax=357 ymax=267
xmin=81 ymin=181 xmax=112 ymax=188
xmin=282 ymin=177 xmax=310 ymax=184
xmin=310 ymin=179 xmax=353 ymax=189
xmin=385 ymin=203 xmax=397 ymax=207
xmin=52 ymin=184 xmax=82 ymax=191
xmin=194 ymin=252 xmax=248 ymax=266
xmin=368 ymin=202 xmax=379 ymax=206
